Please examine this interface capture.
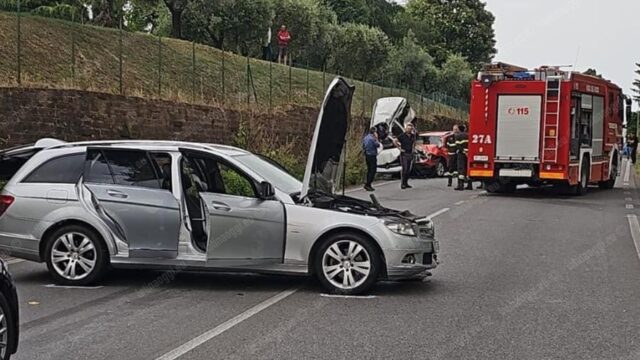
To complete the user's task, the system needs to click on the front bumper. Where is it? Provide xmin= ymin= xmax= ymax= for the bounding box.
xmin=381 ymin=232 xmax=439 ymax=280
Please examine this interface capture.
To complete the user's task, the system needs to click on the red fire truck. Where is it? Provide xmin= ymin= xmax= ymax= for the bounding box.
xmin=468 ymin=63 xmax=629 ymax=195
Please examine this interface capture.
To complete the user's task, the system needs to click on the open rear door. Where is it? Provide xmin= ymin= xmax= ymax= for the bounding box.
xmin=81 ymin=147 xmax=181 ymax=258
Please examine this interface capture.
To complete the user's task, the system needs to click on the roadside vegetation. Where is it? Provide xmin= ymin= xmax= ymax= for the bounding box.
xmin=0 ymin=0 xmax=498 ymax=111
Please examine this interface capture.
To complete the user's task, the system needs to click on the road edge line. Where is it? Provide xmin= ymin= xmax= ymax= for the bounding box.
xmin=626 ymin=215 xmax=640 ymax=262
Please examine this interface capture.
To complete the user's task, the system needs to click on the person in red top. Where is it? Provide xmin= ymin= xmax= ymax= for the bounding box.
xmin=277 ymin=25 xmax=291 ymax=65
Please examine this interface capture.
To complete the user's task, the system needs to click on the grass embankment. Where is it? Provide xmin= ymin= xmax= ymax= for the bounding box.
xmin=0 ymin=11 xmax=467 ymax=120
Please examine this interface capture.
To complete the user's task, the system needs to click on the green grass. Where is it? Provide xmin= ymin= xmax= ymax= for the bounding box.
xmin=0 ymin=11 xmax=467 ymax=120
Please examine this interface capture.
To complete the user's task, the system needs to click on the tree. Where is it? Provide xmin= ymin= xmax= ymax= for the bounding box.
xmin=406 ymin=0 xmax=496 ymax=68
xmin=163 ymin=0 xmax=190 ymax=38
xmin=183 ymin=0 xmax=273 ymax=55
xmin=324 ymin=0 xmax=368 ymax=24
xmin=330 ymin=23 xmax=391 ymax=80
xmin=633 ymin=63 xmax=640 ymax=103
xmin=432 ymin=54 xmax=474 ymax=100
xmin=271 ymin=0 xmax=336 ymax=64
xmin=385 ymin=30 xmax=436 ymax=90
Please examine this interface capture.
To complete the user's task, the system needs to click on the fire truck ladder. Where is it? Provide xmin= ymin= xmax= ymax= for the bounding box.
xmin=543 ymin=75 xmax=562 ymax=163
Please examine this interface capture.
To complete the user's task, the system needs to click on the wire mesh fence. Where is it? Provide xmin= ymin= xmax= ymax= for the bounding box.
xmin=0 ymin=9 xmax=470 ymax=120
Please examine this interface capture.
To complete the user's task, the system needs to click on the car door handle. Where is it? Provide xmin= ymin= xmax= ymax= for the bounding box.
xmin=107 ymin=189 xmax=129 ymax=199
xmin=211 ymin=201 xmax=231 ymax=211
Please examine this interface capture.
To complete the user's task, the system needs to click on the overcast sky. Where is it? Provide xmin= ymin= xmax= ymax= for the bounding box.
xmin=484 ymin=0 xmax=639 ymax=106
xmin=394 ymin=0 xmax=639 ymax=106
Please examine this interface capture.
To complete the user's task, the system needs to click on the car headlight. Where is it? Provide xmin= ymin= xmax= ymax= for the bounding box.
xmin=384 ymin=220 xmax=416 ymax=236
xmin=422 ymin=220 xmax=435 ymax=238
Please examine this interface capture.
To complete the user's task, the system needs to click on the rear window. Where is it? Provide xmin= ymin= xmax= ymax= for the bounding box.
xmin=23 ymin=154 xmax=85 ymax=184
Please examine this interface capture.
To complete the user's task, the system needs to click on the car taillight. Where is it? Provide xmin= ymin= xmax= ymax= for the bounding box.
xmin=0 ymin=195 xmax=14 ymax=218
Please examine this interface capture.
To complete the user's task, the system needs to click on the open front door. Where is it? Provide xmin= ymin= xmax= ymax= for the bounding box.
xmin=179 ymin=149 xmax=285 ymax=265
xmin=82 ymin=147 xmax=181 ymax=258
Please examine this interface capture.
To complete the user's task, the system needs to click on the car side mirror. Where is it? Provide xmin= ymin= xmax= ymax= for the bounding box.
xmin=259 ymin=181 xmax=276 ymax=200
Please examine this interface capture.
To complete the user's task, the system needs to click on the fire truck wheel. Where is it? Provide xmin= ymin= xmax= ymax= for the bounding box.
xmin=571 ymin=159 xmax=590 ymax=196
xmin=598 ymin=156 xmax=618 ymax=190
xmin=484 ymin=181 xmax=516 ymax=194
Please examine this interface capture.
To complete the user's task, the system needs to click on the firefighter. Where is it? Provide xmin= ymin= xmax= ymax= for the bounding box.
xmin=444 ymin=125 xmax=460 ymax=187
xmin=455 ymin=125 xmax=472 ymax=191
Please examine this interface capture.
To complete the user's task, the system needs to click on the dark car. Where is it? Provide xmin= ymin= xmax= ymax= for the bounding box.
xmin=414 ymin=131 xmax=454 ymax=177
xmin=0 ymin=258 xmax=19 ymax=359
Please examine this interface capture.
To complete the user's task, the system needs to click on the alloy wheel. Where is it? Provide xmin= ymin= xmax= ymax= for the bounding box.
xmin=436 ymin=161 xmax=446 ymax=177
xmin=51 ymin=232 xmax=97 ymax=281
xmin=322 ymin=240 xmax=371 ymax=290
xmin=0 ymin=304 xmax=7 ymax=359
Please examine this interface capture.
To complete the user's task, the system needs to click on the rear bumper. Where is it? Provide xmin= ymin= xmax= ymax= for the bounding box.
xmin=0 ymin=232 xmax=41 ymax=262
xmin=377 ymin=166 xmax=402 ymax=174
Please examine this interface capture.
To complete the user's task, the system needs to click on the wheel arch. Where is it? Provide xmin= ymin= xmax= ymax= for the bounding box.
xmin=39 ymin=219 xmax=109 ymax=263
xmin=307 ymin=227 xmax=387 ymax=278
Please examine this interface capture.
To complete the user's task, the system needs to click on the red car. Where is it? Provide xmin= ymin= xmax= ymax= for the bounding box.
xmin=414 ymin=131 xmax=454 ymax=177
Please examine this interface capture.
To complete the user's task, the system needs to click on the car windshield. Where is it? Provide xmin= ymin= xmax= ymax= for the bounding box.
xmin=421 ymin=136 xmax=443 ymax=147
xmin=233 ymin=153 xmax=301 ymax=194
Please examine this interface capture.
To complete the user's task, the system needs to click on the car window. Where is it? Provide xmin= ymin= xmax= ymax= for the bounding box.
xmin=103 ymin=150 xmax=161 ymax=189
xmin=182 ymin=154 xmax=257 ymax=198
xmin=85 ymin=149 xmax=162 ymax=189
xmin=218 ymin=163 xmax=257 ymax=198
xmin=85 ymin=150 xmax=115 ymax=184
xmin=23 ymin=153 xmax=85 ymax=184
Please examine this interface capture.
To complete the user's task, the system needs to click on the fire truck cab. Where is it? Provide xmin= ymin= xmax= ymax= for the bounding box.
xmin=468 ymin=63 xmax=628 ymax=195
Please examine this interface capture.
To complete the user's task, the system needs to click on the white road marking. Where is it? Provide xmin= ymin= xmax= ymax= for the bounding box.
xmin=320 ymin=294 xmax=377 ymax=299
xmin=624 ymin=160 xmax=632 ymax=183
xmin=427 ymin=208 xmax=450 ymax=220
xmin=626 ymin=215 xmax=640 ymax=262
xmin=345 ymin=180 xmax=397 ymax=194
xmin=627 ymin=204 xmax=635 ymax=210
xmin=155 ymin=288 xmax=298 ymax=360
xmin=44 ymin=284 xmax=104 ymax=290
xmin=5 ymin=258 xmax=25 ymax=265
xmin=454 ymin=201 xmax=465 ymax=206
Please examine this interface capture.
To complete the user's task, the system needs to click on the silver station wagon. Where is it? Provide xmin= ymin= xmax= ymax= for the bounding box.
xmin=0 ymin=78 xmax=438 ymax=294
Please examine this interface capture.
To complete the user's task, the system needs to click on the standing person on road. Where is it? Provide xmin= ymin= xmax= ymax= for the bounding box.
xmin=363 ymin=127 xmax=380 ymax=192
xmin=628 ymin=134 xmax=638 ymax=165
xmin=394 ymin=123 xmax=416 ymax=190
xmin=277 ymin=25 xmax=291 ymax=65
xmin=455 ymin=125 xmax=472 ymax=191
xmin=444 ymin=125 xmax=460 ymax=187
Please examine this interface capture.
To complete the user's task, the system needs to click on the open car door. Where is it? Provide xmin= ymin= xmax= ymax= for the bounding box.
xmin=179 ymin=149 xmax=286 ymax=266
xmin=81 ymin=147 xmax=181 ymax=259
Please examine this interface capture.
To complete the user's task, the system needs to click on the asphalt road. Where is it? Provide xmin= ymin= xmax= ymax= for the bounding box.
xmin=6 ymin=162 xmax=640 ymax=360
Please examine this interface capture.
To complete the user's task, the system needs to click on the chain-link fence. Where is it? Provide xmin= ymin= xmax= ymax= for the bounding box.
xmin=0 ymin=9 xmax=470 ymax=120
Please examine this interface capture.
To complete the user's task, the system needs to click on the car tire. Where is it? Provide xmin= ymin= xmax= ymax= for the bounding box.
xmin=313 ymin=232 xmax=382 ymax=295
xmin=436 ymin=159 xmax=446 ymax=178
xmin=0 ymin=292 xmax=16 ymax=360
xmin=44 ymin=224 xmax=109 ymax=286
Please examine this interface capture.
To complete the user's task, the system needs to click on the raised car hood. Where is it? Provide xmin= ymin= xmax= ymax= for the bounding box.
xmin=300 ymin=77 xmax=355 ymax=199
xmin=370 ymin=97 xmax=415 ymax=130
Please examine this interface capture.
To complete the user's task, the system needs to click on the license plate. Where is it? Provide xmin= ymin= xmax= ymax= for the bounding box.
xmin=433 ymin=240 xmax=440 ymax=253
xmin=499 ymin=169 xmax=532 ymax=178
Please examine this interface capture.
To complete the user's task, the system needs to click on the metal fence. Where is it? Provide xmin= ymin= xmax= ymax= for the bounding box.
xmin=2 ymin=9 xmax=470 ymax=119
